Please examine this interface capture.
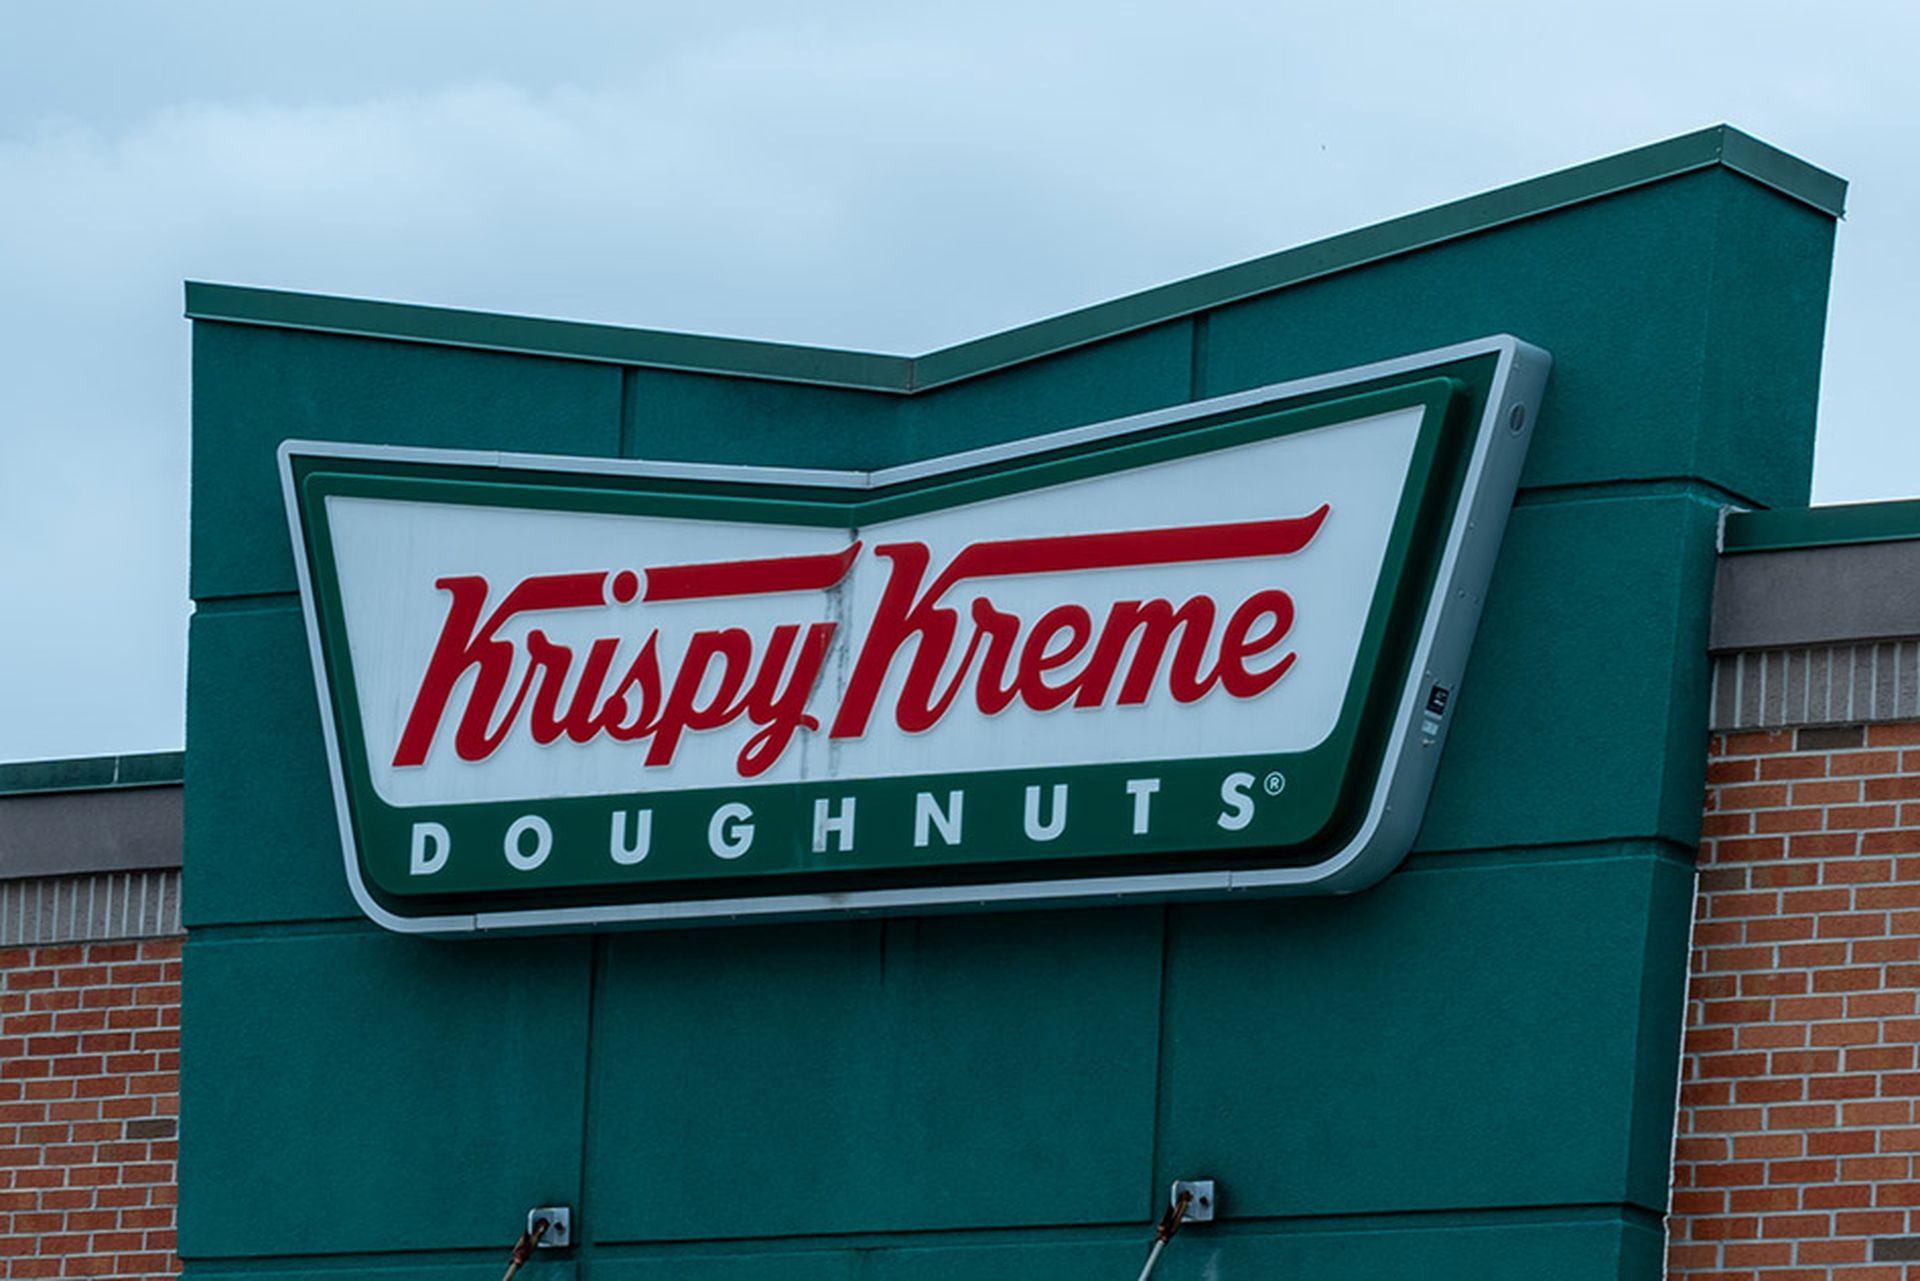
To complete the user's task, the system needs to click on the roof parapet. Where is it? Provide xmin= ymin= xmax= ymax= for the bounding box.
xmin=187 ymin=125 xmax=1845 ymax=394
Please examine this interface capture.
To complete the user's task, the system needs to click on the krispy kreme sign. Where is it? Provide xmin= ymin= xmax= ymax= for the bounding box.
xmin=283 ymin=337 xmax=1547 ymax=932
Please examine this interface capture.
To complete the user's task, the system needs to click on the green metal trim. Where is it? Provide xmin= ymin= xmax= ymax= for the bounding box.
xmin=915 ymin=127 xmax=1843 ymax=388
xmin=1722 ymin=499 xmax=1920 ymax=554
xmin=182 ymin=283 xmax=914 ymax=392
xmin=1719 ymin=127 xmax=1849 ymax=216
xmin=0 ymin=751 xmax=185 ymax=797
xmin=185 ymin=126 xmax=1843 ymax=394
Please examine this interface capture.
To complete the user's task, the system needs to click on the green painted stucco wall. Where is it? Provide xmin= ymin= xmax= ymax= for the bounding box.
xmin=180 ymin=126 xmax=1841 ymax=1280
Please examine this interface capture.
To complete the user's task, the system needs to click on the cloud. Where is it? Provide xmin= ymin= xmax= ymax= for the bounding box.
xmin=2 ymin=2 xmax=1919 ymax=758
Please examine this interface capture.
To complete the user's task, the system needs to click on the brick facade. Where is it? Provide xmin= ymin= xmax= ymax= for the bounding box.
xmin=7 ymin=712 xmax=1918 ymax=1279
xmin=0 ymin=939 xmax=181 ymax=1281
xmin=1672 ymin=723 xmax=1920 ymax=1279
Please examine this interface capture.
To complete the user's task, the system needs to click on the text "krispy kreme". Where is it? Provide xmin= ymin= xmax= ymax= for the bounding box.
xmin=393 ymin=505 xmax=1331 ymax=779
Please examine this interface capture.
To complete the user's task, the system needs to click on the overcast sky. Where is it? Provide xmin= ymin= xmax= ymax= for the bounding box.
xmin=2 ymin=1 xmax=1915 ymax=763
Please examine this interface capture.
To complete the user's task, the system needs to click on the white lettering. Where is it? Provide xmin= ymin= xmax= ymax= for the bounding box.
xmin=914 ymin=790 xmax=964 ymax=848
xmin=504 ymin=814 xmax=552 ymax=870
xmin=1217 ymin=772 xmax=1256 ymax=831
xmin=1125 ymin=778 xmax=1161 ymax=835
xmin=709 ymin=802 xmax=755 ymax=859
xmin=609 ymin=810 xmax=653 ymax=865
xmin=813 ymin=796 xmax=857 ymax=853
xmin=409 ymin=821 xmax=450 ymax=875
xmin=1024 ymin=783 xmax=1068 ymax=842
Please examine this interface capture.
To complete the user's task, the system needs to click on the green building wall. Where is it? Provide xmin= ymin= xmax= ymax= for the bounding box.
xmin=180 ymin=126 xmax=1843 ymax=1280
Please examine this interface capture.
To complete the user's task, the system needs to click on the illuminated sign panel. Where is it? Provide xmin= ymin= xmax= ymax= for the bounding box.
xmin=282 ymin=336 xmax=1547 ymax=932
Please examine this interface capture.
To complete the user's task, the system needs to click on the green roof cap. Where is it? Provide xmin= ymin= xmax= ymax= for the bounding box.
xmin=1723 ymin=500 xmax=1920 ymax=555
xmin=0 ymin=751 xmax=185 ymax=798
xmin=186 ymin=124 xmax=1845 ymax=393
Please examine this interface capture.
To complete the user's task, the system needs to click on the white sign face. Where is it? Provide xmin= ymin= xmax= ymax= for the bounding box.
xmin=283 ymin=336 xmax=1548 ymax=933
xmin=325 ymin=405 xmax=1420 ymax=808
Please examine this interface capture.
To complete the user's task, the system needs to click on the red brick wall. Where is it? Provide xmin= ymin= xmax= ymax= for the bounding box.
xmin=12 ymin=725 xmax=1920 ymax=1279
xmin=1673 ymin=723 xmax=1920 ymax=1279
xmin=0 ymin=939 xmax=180 ymax=1281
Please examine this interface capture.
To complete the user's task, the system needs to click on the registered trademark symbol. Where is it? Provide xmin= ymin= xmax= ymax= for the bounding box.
xmin=1264 ymin=771 xmax=1285 ymax=796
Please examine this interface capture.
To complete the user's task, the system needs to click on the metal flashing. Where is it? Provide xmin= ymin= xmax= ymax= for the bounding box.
xmin=186 ymin=126 xmax=1840 ymax=394
xmin=0 ymin=751 xmax=184 ymax=798
xmin=1722 ymin=498 xmax=1920 ymax=555
xmin=1717 ymin=127 xmax=1849 ymax=216
xmin=183 ymin=283 xmax=914 ymax=393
